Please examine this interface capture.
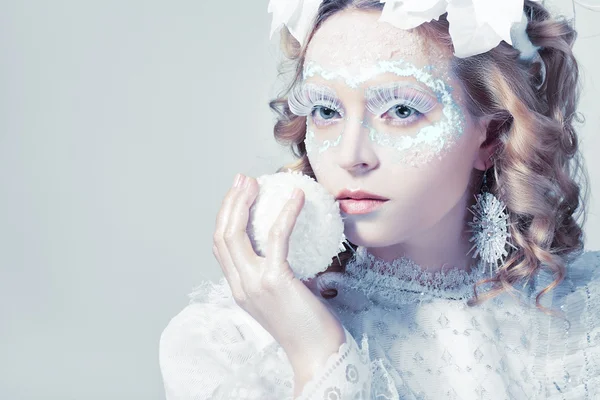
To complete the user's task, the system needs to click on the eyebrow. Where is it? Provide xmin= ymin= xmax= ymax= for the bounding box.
xmin=302 ymin=81 xmax=435 ymax=100
xmin=365 ymin=82 xmax=435 ymax=97
xmin=300 ymin=82 xmax=339 ymax=97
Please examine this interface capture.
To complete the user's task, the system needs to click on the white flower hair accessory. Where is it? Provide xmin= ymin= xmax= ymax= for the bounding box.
xmin=268 ymin=0 xmax=543 ymax=59
xmin=268 ymin=0 xmax=325 ymax=46
xmin=380 ymin=0 xmax=542 ymax=59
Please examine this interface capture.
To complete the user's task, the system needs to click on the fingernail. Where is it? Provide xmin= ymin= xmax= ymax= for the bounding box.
xmin=233 ymin=174 xmax=241 ymax=187
xmin=241 ymin=175 xmax=250 ymax=188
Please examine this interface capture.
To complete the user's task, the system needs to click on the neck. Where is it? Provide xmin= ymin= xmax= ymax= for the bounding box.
xmin=365 ymin=190 xmax=477 ymax=274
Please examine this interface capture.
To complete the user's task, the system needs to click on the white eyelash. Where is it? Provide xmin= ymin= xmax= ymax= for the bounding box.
xmin=288 ymin=84 xmax=344 ymax=117
xmin=365 ymin=85 xmax=437 ymax=116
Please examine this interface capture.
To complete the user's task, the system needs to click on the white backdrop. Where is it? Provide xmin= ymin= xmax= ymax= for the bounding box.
xmin=0 ymin=1 xmax=598 ymax=399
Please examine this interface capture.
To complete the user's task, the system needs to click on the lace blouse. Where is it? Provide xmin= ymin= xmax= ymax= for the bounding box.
xmin=159 ymin=248 xmax=600 ymax=399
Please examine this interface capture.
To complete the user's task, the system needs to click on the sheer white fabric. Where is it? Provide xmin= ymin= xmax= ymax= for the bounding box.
xmin=159 ymin=249 xmax=600 ymax=399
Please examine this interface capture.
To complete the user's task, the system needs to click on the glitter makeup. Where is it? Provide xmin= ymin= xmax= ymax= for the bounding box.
xmin=365 ymin=82 xmax=438 ymax=118
xmin=288 ymin=83 xmax=345 ymax=120
xmin=298 ymin=60 xmax=466 ymax=166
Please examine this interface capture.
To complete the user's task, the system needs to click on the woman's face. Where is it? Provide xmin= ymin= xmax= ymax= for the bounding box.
xmin=297 ymin=10 xmax=489 ymax=250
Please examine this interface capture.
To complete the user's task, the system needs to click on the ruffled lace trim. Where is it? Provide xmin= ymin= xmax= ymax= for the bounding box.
xmin=187 ymin=276 xmax=232 ymax=304
xmin=340 ymin=246 xmax=490 ymax=306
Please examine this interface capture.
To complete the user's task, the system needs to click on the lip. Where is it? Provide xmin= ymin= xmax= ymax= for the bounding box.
xmin=338 ymin=199 xmax=387 ymax=215
xmin=335 ymin=189 xmax=389 ymax=201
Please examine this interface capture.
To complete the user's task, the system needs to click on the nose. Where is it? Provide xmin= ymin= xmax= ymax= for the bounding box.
xmin=335 ymin=116 xmax=379 ymax=175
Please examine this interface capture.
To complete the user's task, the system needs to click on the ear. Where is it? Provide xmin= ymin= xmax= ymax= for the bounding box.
xmin=473 ymin=116 xmax=500 ymax=171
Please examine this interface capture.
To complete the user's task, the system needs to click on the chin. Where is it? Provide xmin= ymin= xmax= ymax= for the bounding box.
xmin=343 ymin=223 xmax=405 ymax=248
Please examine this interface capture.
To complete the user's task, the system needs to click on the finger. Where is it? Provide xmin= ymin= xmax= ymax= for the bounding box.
xmin=223 ymin=176 xmax=262 ymax=280
xmin=214 ymin=174 xmax=243 ymax=238
xmin=266 ymin=188 xmax=305 ymax=268
xmin=214 ymin=174 xmax=245 ymax=284
xmin=212 ymin=244 xmax=222 ymax=264
xmin=212 ymin=244 xmax=228 ymax=276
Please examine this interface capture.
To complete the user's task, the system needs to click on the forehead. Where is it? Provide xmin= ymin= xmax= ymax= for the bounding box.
xmin=305 ymin=9 xmax=452 ymax=75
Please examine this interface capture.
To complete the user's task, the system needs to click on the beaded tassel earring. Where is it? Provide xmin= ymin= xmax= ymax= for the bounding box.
xmin=467 ymin=168 xmax=514 ymax=277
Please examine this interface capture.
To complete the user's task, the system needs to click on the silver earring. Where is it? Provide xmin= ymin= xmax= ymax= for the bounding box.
xmin=467 ymin=169 xmax=514 ymax=276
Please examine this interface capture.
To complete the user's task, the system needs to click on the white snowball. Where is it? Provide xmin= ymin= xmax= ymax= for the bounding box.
xmin=247 ymin=171 xmax=346 ymax=280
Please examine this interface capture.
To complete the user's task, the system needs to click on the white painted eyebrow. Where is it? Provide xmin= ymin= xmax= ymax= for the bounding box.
xmin=365 ymin=81 xmax=435 ymax=96
xmin=302 ymin=80 xmax=434 ymax=97
xmin=299 ymin=82 xmax=339 ymax=95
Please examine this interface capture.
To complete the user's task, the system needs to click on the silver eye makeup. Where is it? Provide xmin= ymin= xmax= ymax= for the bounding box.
xmin=300 ymin=60 xmax=467 ymax=166
xmin=288 ymin=81 xmax=439 ymax=129
xmin=312 ymin=105 xmax=342 ymax=126
xmin=288 ymin=83 xmax=345 ymax=128
xmin=382 ymin=105 xmax=420 ymax=123
xmin=288 ymin=83 xmax=344 ymax=113
xmin=365 ymin=83 xmax=438 ymax=127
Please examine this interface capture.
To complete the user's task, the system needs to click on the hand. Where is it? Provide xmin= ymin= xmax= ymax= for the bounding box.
xmin=212 ymin=174 xmax=346 ymax=380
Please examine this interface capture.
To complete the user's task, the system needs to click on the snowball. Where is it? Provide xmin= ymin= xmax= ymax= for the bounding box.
xmin=247 ymin=171 xmax=346 ymax=280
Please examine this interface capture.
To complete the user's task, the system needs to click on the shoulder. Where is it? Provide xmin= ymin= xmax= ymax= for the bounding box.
xmin=564 ymin=249 xmax=600 ymax=320
xmin=533 ymin=250 xmax=600 ymax=304
xmin=531 ymin=251 xmax=600 ymax=397
xmin=558 ymin=249 xmax=600 ymax=326
xmin=554 ymin=249 xmax=600 ymax=308
xmin=566 ymin=249 xmax=600 ymax=284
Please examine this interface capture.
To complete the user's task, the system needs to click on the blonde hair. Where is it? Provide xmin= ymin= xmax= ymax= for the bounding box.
xmin=269 ymin=0 xmax=589 ymax=311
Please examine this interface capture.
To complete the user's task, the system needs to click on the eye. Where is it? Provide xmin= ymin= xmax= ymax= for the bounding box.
xmin=365 ymin=86 xmax=436 ymax=125
xmin=385 ymin=104 xmax=419 ymax=119
xmin=312 ymin=106 xmax=341 ymax=121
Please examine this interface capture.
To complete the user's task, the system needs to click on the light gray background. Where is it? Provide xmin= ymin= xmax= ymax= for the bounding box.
xmin=1 ymin=1 xmax=598 ymax=399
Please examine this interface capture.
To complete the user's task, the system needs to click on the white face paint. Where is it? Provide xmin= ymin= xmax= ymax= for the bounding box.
xmin=295 ymin=9 xmax=490 ymax=265
xmin=290 ymin=59 xmax=466 ymax=166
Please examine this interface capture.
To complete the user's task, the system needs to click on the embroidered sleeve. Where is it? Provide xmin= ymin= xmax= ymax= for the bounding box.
xmin=160 ymin=278 xmax=381 ymax=400
xmin=159 ymin=300 xmax=298 ymax=399
xmin=295 ymin=326 xmax=372 ymax=400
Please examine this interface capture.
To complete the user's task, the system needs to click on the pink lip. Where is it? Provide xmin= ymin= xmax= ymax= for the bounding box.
xmin=338 ymin=199 xmax=388 ymax=215
xmin=335 ymin=189 xmax=389 ymax=201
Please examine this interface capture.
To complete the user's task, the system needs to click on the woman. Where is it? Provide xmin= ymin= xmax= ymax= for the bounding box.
xmin=159 ymin=1 xmax=600 ymax=398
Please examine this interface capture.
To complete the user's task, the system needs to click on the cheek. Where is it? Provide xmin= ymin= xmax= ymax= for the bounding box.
xmin=306 ymin=148 xmax=330 ymax=182
xmin=388 ymin=135 xmax=479 ymax=215
xmin=428 ymin=147 xmax=479 ymax=211
xmin=304 ymin=129 xmax=343 ymax=157
xmin=427 ymin=131 xmax=480 ymax=192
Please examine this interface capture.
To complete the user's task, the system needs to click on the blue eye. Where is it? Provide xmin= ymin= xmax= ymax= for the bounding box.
xmin=312 ymin=106 xmax=341 ymax=121
xmin=389 ymin=105 xmax=418 ymax=119
xmin=365 ymin=85 xmax=436 ymax=125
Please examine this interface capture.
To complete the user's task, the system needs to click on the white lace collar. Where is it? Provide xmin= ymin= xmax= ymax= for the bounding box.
xmin=320 ymin=246 xmax=492 ymax=309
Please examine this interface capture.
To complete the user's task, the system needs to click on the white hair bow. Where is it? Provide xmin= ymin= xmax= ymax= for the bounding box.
xmin=268 ymin=0 xmax=542 ymax=59
xmin=380 ymin=0 xmax=542 ymax=59
xmin=268 ymin=0 xmax=325 ymax=46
